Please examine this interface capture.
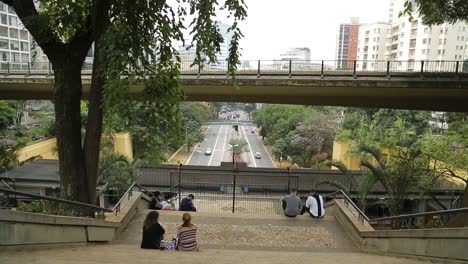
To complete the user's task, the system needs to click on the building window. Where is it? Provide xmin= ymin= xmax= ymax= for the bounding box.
xmin=20 ymin=53 xmax=28 ymax=63
xmin=20 ymin=41 xmax=27 ymax=51
xmin=462 ymin=36 xmax=465 ymax=41
xmin=423 ymin=38 xmax=431 ymax=44
xmin=19 ymin=30 xmax=28 ymax=40
xmin=0 ymin=26 xmax=7 ymax=38
xmin=424 ymin=27 xmax=431 ymax=34
xmin=9 ymin=28 xmax=18 ymax=39
xmin=0 ymin=2 xmax=6 ymax=12
xmin=0 ymin=38 xmax=8 ymax=49
xmin=10 ymin=40 xmax=19 ymax=50
xmin=455 ymin=55 xmax=458 ymax=59
xmin=7 ymin=5 xmax=15 ymax=14
xmin=0 ymin=51 xmax=9 ymax=61
xmin=11 ymin=52 xmax=19 ymax=62
xmin=9 ymin=16 xmax=17 ymax=27
xmin=0 ymin=14 xmax=6 ymax=25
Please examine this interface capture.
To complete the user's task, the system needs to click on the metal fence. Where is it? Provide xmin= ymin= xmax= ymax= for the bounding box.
xmin=0 ymin=60 xmax=467 ymax=77
xmin=135 ymin=165 xmax=464 ymax=215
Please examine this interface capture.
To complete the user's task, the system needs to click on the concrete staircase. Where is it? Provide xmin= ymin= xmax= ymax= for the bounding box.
xmin=115 ymin=209 xmax=356 ymax=252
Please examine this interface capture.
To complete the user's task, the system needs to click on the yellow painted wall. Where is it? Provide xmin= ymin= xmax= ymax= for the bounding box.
xmin=332 ymin=141 xmax=390 ymax=170
xmin=112 ymin=133 xmax=133 ymax=161
xmin=16 ymin=133 xmax=133 ymax=163
xmin=16 ymin=138 xmax=58 ymax=163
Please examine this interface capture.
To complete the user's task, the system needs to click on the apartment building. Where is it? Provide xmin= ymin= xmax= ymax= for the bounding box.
xmin=0 ymin=2 xmax=30 ymax=71
xmin=335 ymin=17 xmax=360 ymax=69
xmin=356 ymin=22 xmax=390 ymax=71
xmin=384 ymin=0 xmax=468 ymax=71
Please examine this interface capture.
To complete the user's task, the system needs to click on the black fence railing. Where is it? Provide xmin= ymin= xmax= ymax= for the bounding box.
xmin=0 ymin=187 xmax=112 ymax=218
xmin=0 ymin=60 xmax=467 ymax=78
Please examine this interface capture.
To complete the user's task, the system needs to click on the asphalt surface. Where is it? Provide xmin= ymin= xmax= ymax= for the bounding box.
xmin=186 ymin=124 xmax=275 ymax=168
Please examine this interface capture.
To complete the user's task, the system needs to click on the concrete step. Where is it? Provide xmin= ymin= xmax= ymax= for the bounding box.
xmin=115 ymin=210 xmax=356 ymax=252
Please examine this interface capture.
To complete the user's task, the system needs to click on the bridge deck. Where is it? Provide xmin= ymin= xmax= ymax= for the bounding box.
xmin=0 ymin=74 xmax=467 ymax=111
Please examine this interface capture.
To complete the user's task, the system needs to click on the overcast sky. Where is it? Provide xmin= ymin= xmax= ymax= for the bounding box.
xmin=228 ymin=0 xmax=390 ymax=60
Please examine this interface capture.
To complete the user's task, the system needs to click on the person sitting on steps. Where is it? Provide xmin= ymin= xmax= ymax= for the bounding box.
xmin=280 ymin=188 xmax=302 ymax=217
xmin=179 ymin=194 xmax=197 ymax=212
xmin=177 ymin=213 xmax=199 ymax=251
xmin=300 ymin=190 xmax=325 ymax=218
xmin=141 ymin=211 xmax=165 ymax=249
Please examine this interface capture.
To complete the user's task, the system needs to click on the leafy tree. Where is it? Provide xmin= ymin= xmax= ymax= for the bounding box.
xmin=243 ymin=103 xmax=256 ymax=121
xmin=2 ymin=0 xmax=247 ymax=209
xmin=401 ymin=0 xmax=468 ymax=25
xmin=252 ymin=105 xmax=313 ymax=143
xmin=359 ymin=142 xmax=432 ymax=216
xmin=0 ymin=101 xmax=16 ymax=131
xmin=209 ymin=102 xmax=226 ymax=119
xmin=0 ymin=137 xmax=18 ymax=171
xmin=97 ymin=153 xmax=141 ymax=197
xmin=287 ymin=111 xmax=341 ymax=167
xmin=228 ymin=138 xmax=248 ymax=160
xmin=181 ymin=102 xmax=212 ymax=154
xmin=421 ymin=124 xmax=468 ymax=225
xmin=320 ymin=160 xmax=378 ymax=210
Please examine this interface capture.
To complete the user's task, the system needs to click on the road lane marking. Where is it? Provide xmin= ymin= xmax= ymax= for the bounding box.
xmin=255 ymin=129 xmax=276 ymax=168
xmin=241 ymin=125 xmax=257 ymax=168
xmin=208 ymin=125 xmax=223 ymax=166
xmin=186 ymin=125 xmax=211 ymax=165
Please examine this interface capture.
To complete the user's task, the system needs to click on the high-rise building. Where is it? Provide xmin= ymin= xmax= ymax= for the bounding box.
xmin=356 ymin=22 xmax=390 ymax=70
xmin=384 ymin=0 xmax=468 ymax=70
xmin=335 ymin=17 xmax=360 ymax=69
xmin=0 ymin=2 xmax=31 ymax=71
xmin=279 ymin=47 xmax=311 ymax=61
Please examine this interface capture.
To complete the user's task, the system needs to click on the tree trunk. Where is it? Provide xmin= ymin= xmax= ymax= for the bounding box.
xmin=53 ymin=61 xmax=91 ymax=209
xmin=83 ymin=0 xmax=111 ymax=208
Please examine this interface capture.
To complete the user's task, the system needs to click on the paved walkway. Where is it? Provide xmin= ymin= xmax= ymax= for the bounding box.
xmin=116 ymin=210 xmax=353 ymax=251
xmin=0 ymin=244 xmax=434 ymax=264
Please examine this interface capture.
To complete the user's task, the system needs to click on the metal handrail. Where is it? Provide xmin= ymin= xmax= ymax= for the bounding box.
xmin=111 ymin=182 xmax=154 ymax=213
xmin=0 ymin=187 xmax=112 ymax=218
xmin=324 ymin=189 xmax=468 ymax=226
xmin=368 ymin=207 xmax=468 ymax=223
xmin=324 ymin=189 xmax=370 ymax=223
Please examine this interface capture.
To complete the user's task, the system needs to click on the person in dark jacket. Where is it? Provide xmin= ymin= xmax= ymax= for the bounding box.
xmin=179 ymin=194 xmax=196 ymax=212
xmin=141 ymin=211 xmax=165 ymax=249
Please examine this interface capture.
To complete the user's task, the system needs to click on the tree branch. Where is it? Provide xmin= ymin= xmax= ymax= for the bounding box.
xmin=7 ymin=0 xmax=64 ymax=58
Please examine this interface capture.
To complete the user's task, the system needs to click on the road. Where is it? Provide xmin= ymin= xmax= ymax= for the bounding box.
xmin=186 ymin=124 xmax=275 ymax=168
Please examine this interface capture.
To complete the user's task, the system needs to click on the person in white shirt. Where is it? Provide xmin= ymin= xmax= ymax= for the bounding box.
xmin=300 ymin=191 xmax=325 ymax=218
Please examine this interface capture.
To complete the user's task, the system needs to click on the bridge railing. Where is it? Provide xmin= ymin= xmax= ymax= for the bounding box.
xmin=1 ymin=60 xmax=466 ymax=77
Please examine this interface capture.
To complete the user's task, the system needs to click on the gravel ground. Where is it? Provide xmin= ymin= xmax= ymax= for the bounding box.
xmin=160 ymin=222 xmax=337 ymax=248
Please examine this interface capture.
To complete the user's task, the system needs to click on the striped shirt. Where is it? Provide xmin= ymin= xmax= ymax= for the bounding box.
xmin=177 ymin=225 xmax=198 ymax=251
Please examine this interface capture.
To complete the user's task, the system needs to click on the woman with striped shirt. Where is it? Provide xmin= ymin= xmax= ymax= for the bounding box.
xmin=177 ymin=213 xmax=199 ymax=251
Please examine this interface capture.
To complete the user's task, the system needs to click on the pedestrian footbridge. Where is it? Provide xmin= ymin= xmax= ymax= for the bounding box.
xmin=0 ymin=60 xmax=467 ymax=111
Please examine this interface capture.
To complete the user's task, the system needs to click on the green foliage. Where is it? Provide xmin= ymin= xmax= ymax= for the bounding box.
xmin=288 ymin=111 xmax=341 ymax=167
xmin=0 ymin=137 xmax=17 ymax=171
xmin=209 ymin=102 xmax=226 ymax=119
xmin=0 ymin=100 xmax=16 ymax=131
xmin=252 ymin=105 xmax=314 ymax=142
xmin=229 ymin=138 xmax=248 ymax=156
xmin=400 ymin=0 xmax=468 ymax=25
xmin=38 ymin=0 xmax=92 ymax=43
xmin=16 ymin=199 xmax=80 ymax=216
xmin=97 ymin=154 xmax=140 ymax=196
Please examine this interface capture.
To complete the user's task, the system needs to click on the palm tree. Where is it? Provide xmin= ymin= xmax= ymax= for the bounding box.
xmin=319 ymin=160 xmax=377 ymax=210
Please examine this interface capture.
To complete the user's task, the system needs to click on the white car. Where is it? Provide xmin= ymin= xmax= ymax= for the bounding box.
xmin=205 ymin=148 xmax=212 ymax=155
xmin=254 ymin=152 xmax=261 ymax=159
